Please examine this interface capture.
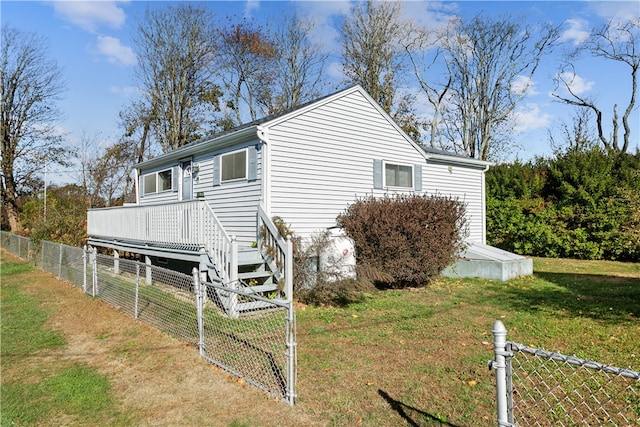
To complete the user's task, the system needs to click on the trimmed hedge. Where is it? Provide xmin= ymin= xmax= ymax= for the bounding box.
xmin=338 ymin=194 xmax=467 ymax=288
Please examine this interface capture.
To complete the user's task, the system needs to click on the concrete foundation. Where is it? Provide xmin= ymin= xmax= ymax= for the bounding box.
xmin=442 ymin=242 xmax=533 ymax=281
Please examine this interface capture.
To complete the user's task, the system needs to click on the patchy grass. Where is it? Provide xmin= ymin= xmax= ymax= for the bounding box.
xmin=1 ymin=248 xmax=638 ymax=426
xmin=1 ymin=257 xmax=125 ymax=426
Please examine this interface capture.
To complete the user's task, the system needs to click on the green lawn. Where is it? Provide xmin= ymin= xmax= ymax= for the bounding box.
xmin=294 ymin=257 xmax=640 ymax=426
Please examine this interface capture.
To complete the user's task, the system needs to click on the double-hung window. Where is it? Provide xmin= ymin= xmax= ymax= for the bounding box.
xmin=384 ymin=163 xmax=413 ymax=188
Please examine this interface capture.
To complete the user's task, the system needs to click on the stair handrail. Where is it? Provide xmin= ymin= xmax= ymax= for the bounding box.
xmin=257 ymin=205 xmax=293 ymax=300
xmin=199 ymin=201 xmax=234 ymax=284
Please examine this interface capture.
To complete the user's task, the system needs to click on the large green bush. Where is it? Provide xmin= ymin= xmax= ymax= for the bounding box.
xmin=487 ymin=148 xmax=640 ymax=261
xmin=337 ymin=194 xmax=467 ymax=288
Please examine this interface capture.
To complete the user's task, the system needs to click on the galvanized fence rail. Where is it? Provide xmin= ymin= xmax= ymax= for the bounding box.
xmin=1 ymin=232 xmax=296 ymax=405
xmin=491 ymin=320 xmax=640 ymax=426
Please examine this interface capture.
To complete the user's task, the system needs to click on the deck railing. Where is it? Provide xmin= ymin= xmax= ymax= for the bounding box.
xmin=88 ymin=200 xmax=233 ymax=282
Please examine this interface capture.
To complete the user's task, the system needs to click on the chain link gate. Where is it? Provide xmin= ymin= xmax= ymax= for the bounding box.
xmin=491 ymin=320 xmax=640 ymax=426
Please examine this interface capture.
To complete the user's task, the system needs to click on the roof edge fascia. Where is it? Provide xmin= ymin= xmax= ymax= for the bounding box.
xmin=137 ymin=126 xmax=258 ymax=170
xmin=425 ymin=152 xmax=493 ymax=169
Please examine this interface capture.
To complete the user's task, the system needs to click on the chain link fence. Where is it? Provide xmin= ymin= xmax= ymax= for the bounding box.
xmin=1 ymin=232 xmax=296 ymax=405
xmin=492 ymin=320 xmax=640 ymax=426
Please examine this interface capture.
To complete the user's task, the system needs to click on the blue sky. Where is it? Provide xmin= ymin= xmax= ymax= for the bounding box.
xmin=2 ymin=1 xmax=639 ymax=185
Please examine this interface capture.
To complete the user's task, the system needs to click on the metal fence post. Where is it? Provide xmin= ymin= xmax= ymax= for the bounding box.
xmin=492 ymin=320 xmax=513 ymax=427
xmin=229 ymin=236 xmax=238 ymax=319
xmin=135 ymin=264 xmax=140 ymax=319
xmin=83 ymin=245 xmax=87 ymax=293
xmin=193 ymin=268 xmax=205 ymax=357
xmin=285 ymin=236 xmax=296 ymax=406
xmin=59 ymin=243 xmax=63 ymax=278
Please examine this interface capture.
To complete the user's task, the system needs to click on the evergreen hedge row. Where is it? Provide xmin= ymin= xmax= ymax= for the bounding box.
xmin=486 ymin=147 xmax=640 ymax=261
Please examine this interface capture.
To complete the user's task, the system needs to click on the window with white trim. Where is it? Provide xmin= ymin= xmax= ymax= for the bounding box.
xmin=221 ymin=149 xmax=247 ymax=182
xmin=384 ymin=163 xmax=413 ymax=188
xmin=143 ymin=168 xmax=174 ymax=195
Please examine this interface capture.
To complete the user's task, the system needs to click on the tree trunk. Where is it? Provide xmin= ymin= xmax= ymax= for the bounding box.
xmin=1 ymin=186 xmax=22 ymax=233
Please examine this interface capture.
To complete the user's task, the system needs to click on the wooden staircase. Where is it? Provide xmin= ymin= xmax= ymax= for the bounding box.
xmin=206 ymin=246 xmax=284 ymax=317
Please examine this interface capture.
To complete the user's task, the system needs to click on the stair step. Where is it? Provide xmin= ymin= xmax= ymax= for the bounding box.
xmin=237 ymin=248 xmax=263 ymax=266
xmin=238 ymin=270 xmax=273 ymax=281
xmin=240 ymin=284 xmax=278 ymax=294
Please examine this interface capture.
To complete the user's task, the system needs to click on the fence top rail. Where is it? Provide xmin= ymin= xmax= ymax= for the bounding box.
xmin=507 ymin=341 xmax=640 ymax=380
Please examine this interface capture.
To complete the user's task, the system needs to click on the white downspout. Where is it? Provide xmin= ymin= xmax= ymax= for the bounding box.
xmin=256 ymin=126 xmax=271 ymax=214
xmin=481 ymin=163 xmax=490 ymax=245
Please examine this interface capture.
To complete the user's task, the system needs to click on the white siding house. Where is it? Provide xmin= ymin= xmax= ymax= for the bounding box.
xmin=87 ymin=85 xmax=498 ymax=300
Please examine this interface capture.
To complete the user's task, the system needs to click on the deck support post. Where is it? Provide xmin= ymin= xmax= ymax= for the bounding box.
xmin=145 ymin=255 xmax=152 ymax=285
xmin=113 ymin=249 xmax=120 ymax=275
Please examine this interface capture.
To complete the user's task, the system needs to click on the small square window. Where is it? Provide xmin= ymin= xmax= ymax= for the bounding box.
xmin=221 ymin=150 xmax=247 ymax=182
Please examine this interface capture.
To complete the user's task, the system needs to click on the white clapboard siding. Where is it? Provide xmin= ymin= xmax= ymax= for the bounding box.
xmin=423 ymin=162 xmax=486 ymax=243
xmin=193 ymin=140 xmax=262 ymax=246
xmin=266 ymin=88 xmax=486 ymax=242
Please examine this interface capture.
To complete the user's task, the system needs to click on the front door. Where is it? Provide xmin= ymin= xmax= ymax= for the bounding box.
xmin=180 ymin=159 xmax=192 ymax=200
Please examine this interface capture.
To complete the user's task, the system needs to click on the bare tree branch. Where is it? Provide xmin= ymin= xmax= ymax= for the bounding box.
xmin=554 ymin=18 xmax=639 ymax=152
xmin=1 ymin=27 xmax=67 ymax=232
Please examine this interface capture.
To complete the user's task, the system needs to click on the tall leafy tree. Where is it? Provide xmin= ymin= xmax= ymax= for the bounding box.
xmin=554 ymin=18 xmax=639 ymax=153
xmin=441 ymin=15 xmax=559 ymax=160
xmin=128 ymin=4 xmax=221 ymax=152
xmin=1 ymin=27 xmax=67 ymax=233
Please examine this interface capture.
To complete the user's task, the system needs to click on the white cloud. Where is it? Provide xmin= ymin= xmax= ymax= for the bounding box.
xmin=560 ymin=18 xmax=590 ymax=46
xmin=294 ymin=1 xmax=351 ymax=54
xmin=512 ymin=103 xmax=552 ymax=133
xmin=51 ymin=1 xmax=128 ymax=33
xmin=557 ymin=72 xmax=594 ymax=96
xmin=590 ymin=1 xmax=640 ymax=23
xmin=511 ymin=75 xmax=539 ymax=96
xmin=401 ymin=1 xmax=456 ymax=35
xmin=109 ymin=85 xmax=140 ymax=98
xmin=96 ymin=36 xmax=136 ymax=66
xmin=244 ymin=0 xmax=260 ymax=18
xmin=326 ymin=61 xmax=345 ymax=81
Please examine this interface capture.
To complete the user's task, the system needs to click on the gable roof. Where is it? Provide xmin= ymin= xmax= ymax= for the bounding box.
xmin=137 ymin=85 xmax=491 ymax=170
